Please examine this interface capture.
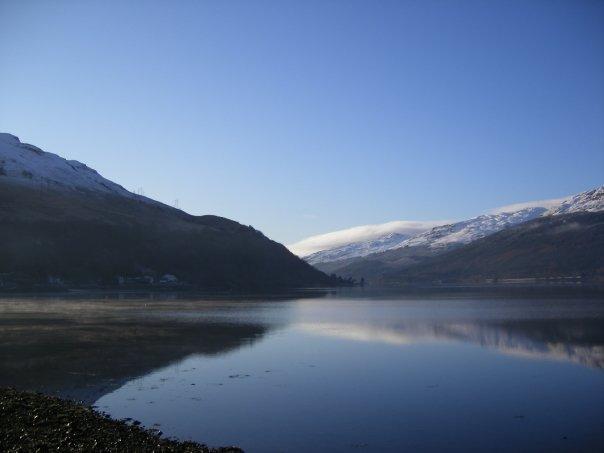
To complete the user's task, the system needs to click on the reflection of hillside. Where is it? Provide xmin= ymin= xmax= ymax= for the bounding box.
xmin=0 ymin=298 xmax=276 ymax=404
xmin=444 ymin=319 xmax=604 ymax=368
xmin=298 ymin=318 xmax=604 ymax=368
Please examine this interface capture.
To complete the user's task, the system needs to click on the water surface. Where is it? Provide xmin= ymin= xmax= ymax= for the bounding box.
xmin=1 ymin=290 xmax=602 ymax=452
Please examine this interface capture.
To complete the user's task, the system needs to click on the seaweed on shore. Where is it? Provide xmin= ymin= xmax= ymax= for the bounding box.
xmin=0 ymin=388 xmax=242 ymax=452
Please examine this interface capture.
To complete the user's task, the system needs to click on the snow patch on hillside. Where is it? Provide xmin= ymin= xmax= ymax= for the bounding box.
xmin=305 ymin=232 xmax=416 ymax=265
xmin=0 ymin=133 xmax=141 ymax=200
xmin=397 ymin=207 xmax=547 ymax=250
xmin=289 ymin=220 xmax=447 ymax=258
xmin=548 ymin=186 xmax=604 ymax=215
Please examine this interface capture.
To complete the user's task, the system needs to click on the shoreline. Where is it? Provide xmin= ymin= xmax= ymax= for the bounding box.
xmin=1 ymin=282 xmax=603 ymax=299
xmin=0 ymin=388 xmax=242 ymax=452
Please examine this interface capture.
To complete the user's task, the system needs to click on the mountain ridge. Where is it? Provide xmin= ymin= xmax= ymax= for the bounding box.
xmin=0 ymin=133 xmax=149 ymax=201
xmin=381 ymin=211 xmax=604 ymax=285
xmin=305 ymin=186 xmax=603 ymax=268
xmin=0 ymin=133 xmax=335 ymax=290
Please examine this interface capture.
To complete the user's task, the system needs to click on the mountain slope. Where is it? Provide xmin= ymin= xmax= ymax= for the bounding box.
xmin=313 ymin=207 xmax=551 ymax=280
xmin=385 ymin=207 xmax=548 ymax=250
xmin=290 ymin=220 xmax=445 ymax=260
xmin=306 ymin=187 xmax=603 ymax=270
xmin=306 ymin=231 xmax=426 ymax=265
xmin=381 ymin=212 xmax=604 ymax=285
xmin=548 ymin=187 xmax=604 ymax=215
xmin=0 ymin=134 xmax=332 ymax=290
xmin=0 ymin=133 xmax=142 ymax=199
xmin=307 ymin=208 xmax=548 ymax=267
xmin=310 ymin=186 xmax=603 ymax=283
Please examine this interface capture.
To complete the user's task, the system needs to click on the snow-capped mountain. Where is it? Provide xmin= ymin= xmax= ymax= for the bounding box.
xmin=0 ymin=133 xmax=333 ymax=290
xmin=304 ymin=186 xmax=604 ymax=265
xmin=0 ymin=133 xmax=142 ymax=200
xmin=395 ymin=207 xmax=548 ymax=250
xmin=306 ymin=232 xmax=416 ymax=265
xmin=548 ymin=187 xmax=604 ymax=215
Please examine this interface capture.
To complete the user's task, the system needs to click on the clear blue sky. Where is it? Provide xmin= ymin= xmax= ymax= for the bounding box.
xmin=1 ymin=0 xmax=603 ymax=244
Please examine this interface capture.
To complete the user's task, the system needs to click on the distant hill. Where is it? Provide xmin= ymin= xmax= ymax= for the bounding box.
xmin=0 ymin=133 xmax=333 ymax=290
xmin=309 ymin=186 xmax=604 ymax=285
xmin=306 ymin=206 xmax=549 ymax=266
xmin=381 ymin=212 xmax=604 ymax=285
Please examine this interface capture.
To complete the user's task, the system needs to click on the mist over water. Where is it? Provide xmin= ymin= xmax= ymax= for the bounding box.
xmin=1 ymin=290 xmax=602 ymax=452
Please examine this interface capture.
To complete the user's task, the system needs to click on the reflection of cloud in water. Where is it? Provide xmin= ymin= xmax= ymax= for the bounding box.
xmin=296 ymin=322 xmax=433 ymax=346
xmin=2 ymin=293 xmax=603 ymax=407
xmin=297 ymin=321 xmax=604 ymax=368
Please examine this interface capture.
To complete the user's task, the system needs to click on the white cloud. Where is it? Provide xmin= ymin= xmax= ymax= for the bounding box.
xmin=487 ymin=196 xmax=568 ymax=214
xmin=287 ymin=219 xmax=447 ymax=257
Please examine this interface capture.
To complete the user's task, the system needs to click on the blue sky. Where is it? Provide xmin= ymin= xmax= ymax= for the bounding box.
xmin=1 ymin=0 xmax=603 ymax=245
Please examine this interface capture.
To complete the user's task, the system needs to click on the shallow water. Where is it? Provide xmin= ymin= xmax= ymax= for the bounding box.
xmin=1 ymin=289 xmax=603 ymax=452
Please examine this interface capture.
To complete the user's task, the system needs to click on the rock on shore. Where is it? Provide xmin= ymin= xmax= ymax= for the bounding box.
xmin=0 ymin=388 xmax=242 ymax=452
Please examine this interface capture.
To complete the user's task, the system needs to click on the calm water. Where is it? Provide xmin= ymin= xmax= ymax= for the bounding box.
xmin=1 ymin=289 xmax=603 ymax=452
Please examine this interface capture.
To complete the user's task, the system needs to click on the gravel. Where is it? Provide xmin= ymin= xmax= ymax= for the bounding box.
xmin=0 ymin=388 xmax=243 ymax=452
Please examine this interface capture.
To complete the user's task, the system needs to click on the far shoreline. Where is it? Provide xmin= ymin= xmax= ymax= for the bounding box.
xmin=0 ymin=282 xmax=602 ymax=299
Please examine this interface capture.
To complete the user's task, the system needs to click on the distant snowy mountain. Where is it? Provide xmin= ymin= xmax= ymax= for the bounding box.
xmin=395 ymin=207 xmax=548 ymax=250
xmin=379 ymin=211 xmax=604 ymax=286
xmin=548 ymin=187 xmax=604 ymax=215
xmin=304 ymin=186 xmax=604 ymax=266
xmin=288 ymin=220 xmax=445 ymax=258
xmin=0 ymin=133 xmax=143 ymax=200
xmin=306 ymin=232 xmax=414 ymax=265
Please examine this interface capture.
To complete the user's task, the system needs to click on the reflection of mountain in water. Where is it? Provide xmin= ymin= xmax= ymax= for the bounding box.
xmin=2 ymin=294 xmax=602 ymax=407
xmin=298 ymin=318 xmax=604 ymax=368
xmin=446 ymin=319 xmax=604 ymax=368
xmin=0 ymin=298 xmax=280 ymax=404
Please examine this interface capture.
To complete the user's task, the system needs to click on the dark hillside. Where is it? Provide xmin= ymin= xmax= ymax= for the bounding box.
xmin=0 ymin=182 xmax=332 ymax=290
xmin=383 ymin=212 xmax=604 ymax=285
